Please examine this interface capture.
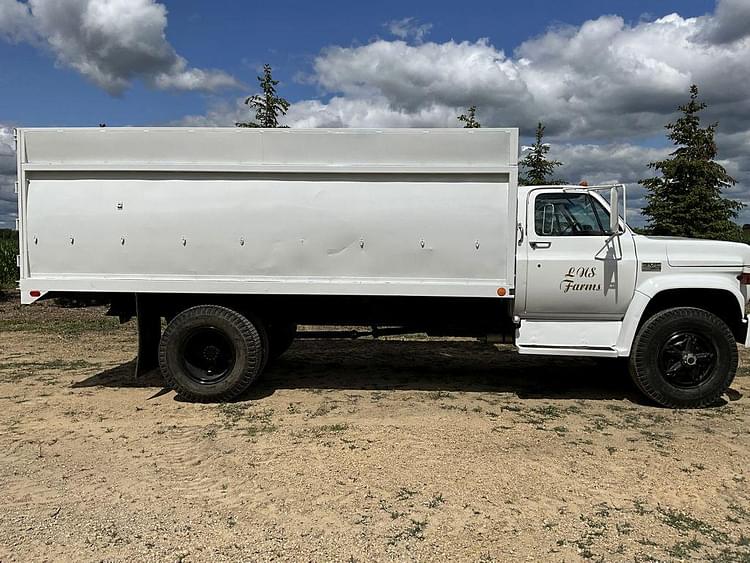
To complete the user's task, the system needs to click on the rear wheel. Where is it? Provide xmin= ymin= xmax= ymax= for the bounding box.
xmin=629 ymin=307 xmax=737 ymax=408
xmin=158 ymin=305 xmax=267 ymax=402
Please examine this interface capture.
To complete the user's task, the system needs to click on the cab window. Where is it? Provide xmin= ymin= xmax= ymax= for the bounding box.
xmin=534 ymin=193 xmax=610 ymax=236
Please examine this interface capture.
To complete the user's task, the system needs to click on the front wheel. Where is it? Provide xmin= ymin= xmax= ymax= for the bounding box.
xmin=629 ymin=307 xmax=737 ymax=408
xmin=158 ymin=305 xmax=267 ymax=402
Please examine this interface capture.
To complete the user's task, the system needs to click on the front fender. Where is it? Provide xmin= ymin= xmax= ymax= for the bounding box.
xmin=615 ymin=273 xmax=746 ymax=356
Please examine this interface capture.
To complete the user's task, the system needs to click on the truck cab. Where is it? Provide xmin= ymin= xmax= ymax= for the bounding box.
xmin=515 ymin=183 xmax=750 ymax=408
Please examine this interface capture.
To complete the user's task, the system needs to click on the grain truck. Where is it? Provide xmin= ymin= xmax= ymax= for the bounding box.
xmin=13 ymin=127 xmax=750 ymax=407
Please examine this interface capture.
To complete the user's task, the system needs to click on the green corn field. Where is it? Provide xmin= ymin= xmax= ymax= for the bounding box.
xmin=0 ymin=232 xmax=19 ymax=290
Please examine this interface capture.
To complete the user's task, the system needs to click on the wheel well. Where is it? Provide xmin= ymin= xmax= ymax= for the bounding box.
xmin=641 ymin=289 xmax=745 ymax=342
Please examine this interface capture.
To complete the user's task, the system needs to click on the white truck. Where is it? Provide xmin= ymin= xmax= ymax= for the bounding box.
xmin=13 ymin=127 xmax=750 ymax=407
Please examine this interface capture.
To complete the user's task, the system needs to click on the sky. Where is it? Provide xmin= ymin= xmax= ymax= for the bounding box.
xmin=1 ymin=0 xmax=749 ymax=229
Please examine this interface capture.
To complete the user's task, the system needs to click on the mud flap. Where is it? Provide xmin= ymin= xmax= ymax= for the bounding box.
xmin=135 ymin=294 xmax=161 ymax=377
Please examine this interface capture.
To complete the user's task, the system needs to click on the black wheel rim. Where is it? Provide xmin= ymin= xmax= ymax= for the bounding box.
xmin=657 ymin=331 xmax=717 ymax=388
xmin=180 ymin=326 xmax=236 ymax=385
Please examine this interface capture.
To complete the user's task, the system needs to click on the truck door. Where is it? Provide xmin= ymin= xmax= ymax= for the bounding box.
xmin=521 ymin=188 xmax=637 ymax=319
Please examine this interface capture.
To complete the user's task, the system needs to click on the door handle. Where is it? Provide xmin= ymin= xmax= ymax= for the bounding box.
xmin=529 ymin=241 xmax=551 ymax=249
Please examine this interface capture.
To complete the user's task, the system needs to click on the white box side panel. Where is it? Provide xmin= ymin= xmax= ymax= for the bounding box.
xmin=25 ymin=175 xmax=513 ymax=297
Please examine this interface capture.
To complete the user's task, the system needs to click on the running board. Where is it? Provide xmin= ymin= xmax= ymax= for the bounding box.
xmin=516 ymin=345 xmax=618 ymax=358
xmin=516 ymin=319 xmax=623 ymax=358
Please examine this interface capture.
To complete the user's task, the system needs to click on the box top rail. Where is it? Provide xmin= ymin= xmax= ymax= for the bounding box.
xmin=18 ymin=127 xmax=518 ymax=173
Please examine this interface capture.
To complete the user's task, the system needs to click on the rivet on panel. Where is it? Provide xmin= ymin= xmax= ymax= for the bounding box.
xmin=120 ymin=237 xmax=126 ymax=246
xmin=69 ymin=237 xmax=75 ymax=245
xmin=420 ymin=239 xmax=425 ymax=248
xmin=33 ymin=236 xmax=38 ymax=245
xmin=475 ymin=240 xmax=480 ymax=250
xmin=240 ymin=237 xmax=245 ymax=246
xmin=181 ymin=238 xmax=187 ymax=246
xmin=359 ymin=238 xmax=365 ymax=249
xmin=116 ymin=202 xmax=123 ymax=210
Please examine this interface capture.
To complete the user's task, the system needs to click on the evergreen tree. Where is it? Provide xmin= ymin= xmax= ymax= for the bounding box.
xmin=457 ymin=105 xmax=481 ymax=128
xmin=519 ymin=122 xmax=563 ymax=185
xmin=237 ymin=64 xmax=290 ymax=128
xmin=640 ymin=85 xmax=742 ymax=240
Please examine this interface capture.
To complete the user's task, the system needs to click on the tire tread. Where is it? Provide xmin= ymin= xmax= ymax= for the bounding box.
xmin=629 ymin=307 xmax=737 ymax=408
xmin=158 ymin=305 xmax=264 ymax=402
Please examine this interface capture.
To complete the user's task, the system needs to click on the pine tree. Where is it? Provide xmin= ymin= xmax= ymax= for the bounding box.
xmin=641 ymin=85 xmax=742 ymax=240
xmin=237 ymin=64 xmax=290 ymax=128
xmin=519 ymin=122 xmax=563 ymax=185
xmin=457 ymin=106 xmax=481 ymax=128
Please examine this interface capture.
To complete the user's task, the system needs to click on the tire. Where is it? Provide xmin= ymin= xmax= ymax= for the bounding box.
xmin=267 ymin=322 xmax=297 ymax=361
xmin=629 ymin=307 xmax=738 ymax=408
xmin=158 ymin=305 xmax=267 ymax=402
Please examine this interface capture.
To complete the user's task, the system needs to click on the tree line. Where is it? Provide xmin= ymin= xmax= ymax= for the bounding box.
xmin=247 ymin=65 xmax=743 ymax=242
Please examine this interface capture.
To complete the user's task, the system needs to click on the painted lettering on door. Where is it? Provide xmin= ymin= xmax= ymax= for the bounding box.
xmin=560 ymin=266 xmax=601 ymax=293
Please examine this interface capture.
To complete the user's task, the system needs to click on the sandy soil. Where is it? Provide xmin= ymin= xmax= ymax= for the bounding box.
xmin=1 ymin=296 xmax=749 ymax=562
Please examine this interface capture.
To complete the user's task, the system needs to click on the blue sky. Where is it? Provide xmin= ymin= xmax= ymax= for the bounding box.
xmin=1 ymin=0 xmax=749 ymax=229
xmin=0 ymin=0 xmax=718 ymax=127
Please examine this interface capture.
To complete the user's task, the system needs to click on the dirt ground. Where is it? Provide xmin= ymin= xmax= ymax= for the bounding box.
xmin=0 ymin=296 xmax=749 ymax=562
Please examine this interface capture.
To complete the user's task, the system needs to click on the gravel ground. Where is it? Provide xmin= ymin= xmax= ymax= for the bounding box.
xmin=1 ymin=296 xmax=749 ymax=562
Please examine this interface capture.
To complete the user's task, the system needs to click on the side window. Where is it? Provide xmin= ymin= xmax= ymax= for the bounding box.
xmin=534 ymin=193 xmax=610 ymax=236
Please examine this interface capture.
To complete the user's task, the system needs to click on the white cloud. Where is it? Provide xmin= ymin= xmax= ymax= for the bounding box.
xmin=386 ymin=17 xmax=432 ymax=43
xmin=0 ymin=0 xmax=239 ymax=95
xmin=695 ymin=0 xmax=750 ymax=44
xmin=288 ymin=1 xmax=748 ymax=141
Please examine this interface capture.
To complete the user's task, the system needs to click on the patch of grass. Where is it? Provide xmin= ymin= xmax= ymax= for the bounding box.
xmin=245 ymin=424 xmax=277 ymax=438
xmin=519 ymin=404 xmax=581 ymax=425
xmin=0 ymin=359 xmax=98 ymax=370
xmin=728 ymin=504 xmax=750 ymax=521
xmin=616 ymin=522 xmax=632 ymax=536
xmin=425 ymin=493 xmax=445 ymax=508
xmin=216 ymin=404 xmax=276 ymax=437
xmin=395 ymin=487 xmax=418 ymax=501
xmin=0 ymin=317 xmax=122 ymax=334
xmin=668 ymin=538 xmax=703 ymax=558
xmin=639 ymin=430 xmax=674 ymax=448
xmin=439 ymin=403 xmax=468 ymax=412
xmin=658 ymin=507 xmax=729 ymax=544
xmin=379 ymin=500 xmax=403 ymax=520
xmin=0 ymin=359 xmax=100 ymax=381
xmin=216 ymin=403 xmax=247 ymax=426
xmin=320 ymin=423 xmax=349 ymax=433
xmin=426 ymin=390 xmax=454 ymax=400
xmin=311 ymin=400 xmax=338 ymax=417
xmin=390 ymin=519 xmax=427 ymax=543
xmin=291 ymin=423 xmax=351 ymax=440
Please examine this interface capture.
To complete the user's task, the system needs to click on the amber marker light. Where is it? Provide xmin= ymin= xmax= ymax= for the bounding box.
xmin=497 ymin=288 xmax=507 ymax=296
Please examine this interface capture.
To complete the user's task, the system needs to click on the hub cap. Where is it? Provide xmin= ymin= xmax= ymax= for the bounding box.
xmin=658 ymin=331 xmax=717 ymax=388
xmin=180 ymin=326 xmax=236 ymax=385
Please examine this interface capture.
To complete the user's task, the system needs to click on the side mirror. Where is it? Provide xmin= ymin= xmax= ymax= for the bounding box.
xmin=609 ymin=186 xmax=620 ymax=234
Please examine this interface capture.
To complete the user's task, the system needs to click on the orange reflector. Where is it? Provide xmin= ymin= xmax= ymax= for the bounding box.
xmin=497 ymin=287 xmax=507 ymax=297
xmin=30 ymin=290 xmax=41 ymax=297
xmin=738 ymin=274 xmax=750 ymax=285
